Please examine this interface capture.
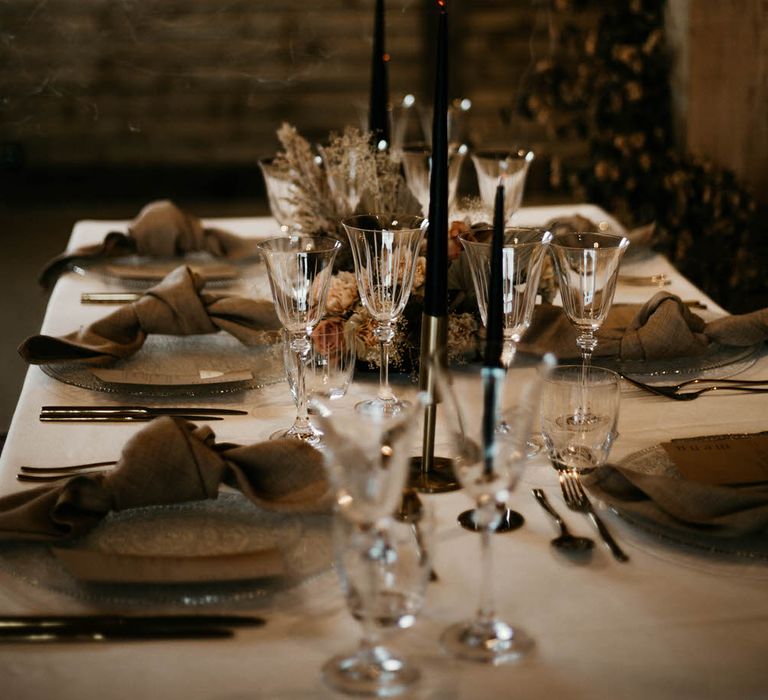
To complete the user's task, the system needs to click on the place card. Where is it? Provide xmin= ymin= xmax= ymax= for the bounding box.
xmin=661 ymin=433 xmax=768 ymax=485
xmin=90 ymin=368 xmax=253 ymax=387
xmin=102 ymin=262 xmax=239 ymax=281
xmin=53 ymin=547 xmax=286 ymax=584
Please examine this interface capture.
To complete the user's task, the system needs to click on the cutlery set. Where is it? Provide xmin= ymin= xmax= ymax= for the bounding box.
xmin=0 ymin=614 xmax=266 ymax=643
xmin=39 ymin=405 xmax=249 ymax=423
xmin=533 ymin=476 xmax=629 ymax=563
xmin=618 ymin=374 xmax=768 ymax=400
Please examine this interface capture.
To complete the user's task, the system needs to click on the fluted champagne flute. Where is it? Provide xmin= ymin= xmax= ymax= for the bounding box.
xmin=342 ymin=214 xmax=428 ymax=415
xmin=459 ymin=227 xmax=552 ymax=368
xmin=432 ymin=356 xmax=553 ymax=664
xmin=550 ymin=231 xmax=629 ymax=369
xmin=471 ymin=149 xmax=534 ymax=222
xmin=257 ymin=235 xmax=340 ymax=444
xmin=401 ymin=144 xmax=465 ymax=217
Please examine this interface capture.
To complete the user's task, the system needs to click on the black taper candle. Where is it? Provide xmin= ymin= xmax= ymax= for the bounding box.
xmin=423 ymin=0 xmax=448 ymax=317
xmin=369 ymin=0 xmax=390 ymax=146
xmin=484 ymin=183 xmax=505 ymax=368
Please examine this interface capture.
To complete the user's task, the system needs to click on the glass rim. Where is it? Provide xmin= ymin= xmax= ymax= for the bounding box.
xmin=458 ymin=227 xmax=552 ymax=248
xmin=471 ymin=147 xmax=535 ymax=162
xmin=550 ymin=230 xmax=630 ymax=250
xmin=544 ymin=364 xmax=621 ymax=383
xmin=256 ymin=235 xmax=342 ymax=253
xmin=340 ymin=213 xmax=428 ymax=233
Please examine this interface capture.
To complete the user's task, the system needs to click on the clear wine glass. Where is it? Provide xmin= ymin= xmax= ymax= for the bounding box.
xmin=459 ymin=226 xmax=552 ymax=368
xmin=341 ymin=214 xmax=428 ymax=416
xmin=283 ymin=320 xmax=357 ymax=404
xmin=455 ymin=226 xmax=552 ymax=529
xmin=471 ymin=149 xmax=534 ymax=222
xmin=432 ymin=356 xmax=553 ymax=664
xmin=258 ymin=158 xmax=300 ymax=232
xmin=540 ymin=364 xmax=621 ymax=474
xmin=310 ymin=392 xmax=428 ymax=696
xmin=549 ymin=231 xmax=630 ymax=376
xmin=401 ymin=144 xmax=465 ymax=217
xmin=257 ymin=235 xmax=341 ymax=444
xmin=324 ymin=508 xmax=435 ymax=698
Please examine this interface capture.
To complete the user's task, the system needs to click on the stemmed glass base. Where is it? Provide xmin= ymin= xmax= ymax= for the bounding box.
xmin=355 ymin=397 xmax=411 ymax=418
xmin=322 ymin=645 xmax=419 ymax=697
xmin=269 ymin=424 xmax=322 ymax=446
xmin=457 ymin=505 xmax=524 ymax=533
xmin=440 ymin=618 xmax=534 ymax=665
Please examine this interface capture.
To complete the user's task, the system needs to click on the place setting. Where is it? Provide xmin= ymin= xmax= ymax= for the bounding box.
xmin=2 ymin=2 xmax=768 ymax=698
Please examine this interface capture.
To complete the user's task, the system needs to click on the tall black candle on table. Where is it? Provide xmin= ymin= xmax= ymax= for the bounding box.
xmin=412 ymin=0 xmax=459 ymax=493
xmin=369 ymin=0 xmax=390 ymax=147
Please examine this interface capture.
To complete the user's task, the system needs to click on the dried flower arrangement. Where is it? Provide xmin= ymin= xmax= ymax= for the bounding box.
xmin=270 ymin=122 xmax=554 ymax=371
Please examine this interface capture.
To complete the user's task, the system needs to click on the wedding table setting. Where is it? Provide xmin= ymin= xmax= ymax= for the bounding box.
xmin=2 ymin=2 xmax=768 ymax=698
xmin=1 ymin=197 xmax=767 ymax=700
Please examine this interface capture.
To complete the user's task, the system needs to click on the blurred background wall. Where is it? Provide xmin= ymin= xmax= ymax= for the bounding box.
xmin=0 ymin=0 xmax=765 ymax=432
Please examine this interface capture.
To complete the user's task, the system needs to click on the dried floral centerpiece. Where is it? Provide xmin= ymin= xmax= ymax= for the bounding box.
xmin=268 ymin=123 xmax=553 ymax=372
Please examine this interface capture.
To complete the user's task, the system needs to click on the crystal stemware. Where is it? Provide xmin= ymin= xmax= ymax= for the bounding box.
xmin=401 ymin=144 xmax=465 ymax=217
xmin=258 ymin=158 xmax=299 ymax=232
xmin=432 ymin=357 xmax=553 ymax=664
xmin=540 ymin=364 xmax=621 ymax=474
xmin=459 ymin=226 xmax=552 ymax=368
xmin=549 ymin=231 xmax=630 ymax=377
xmin=471 ymin=148 xmax=534 ymax=222
xmin=283 ymin=320 xmax=357 ymax=411
xmin=310 ymin=392 xmax=428 ymax=696
xmin=341 ymin=214 xmax=428 ymax=415
xmin=257 ymin=235 xmax=341 ymax=444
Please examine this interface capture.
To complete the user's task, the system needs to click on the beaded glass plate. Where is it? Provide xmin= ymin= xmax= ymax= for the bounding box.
xmin=0 ymin=493 xmax=333 ymax=607
xmin=600 ymin=445 xmax=768 ymax=574
xmin=42 ymin=332 xmax=284 ymax=397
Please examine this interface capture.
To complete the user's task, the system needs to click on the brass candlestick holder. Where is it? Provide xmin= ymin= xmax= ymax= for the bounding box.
xmin=409 ymin=312 xmax=461 ymax=493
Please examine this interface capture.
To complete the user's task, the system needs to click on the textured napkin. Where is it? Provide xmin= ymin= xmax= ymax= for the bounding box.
xmin=39 ymin=200 xmax=260 ymax=289
xmin=586 ymin=461 xmax=768 ymax=538
xmin=19 ymin=265 xmax=280 ymax=365
xmin=0 ymin=417 xmax=330 ymax=542
xmin=519 ymin=291 xmax=768 ymax=360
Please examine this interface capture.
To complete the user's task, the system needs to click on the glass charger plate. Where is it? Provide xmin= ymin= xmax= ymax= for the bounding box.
xmin=594 ymin=342 xmax=762 ymax=380
xmin=601 ymin=445 xmax=768 ymax=576
xmin=72 ymin=253 xmax=263 ymax=289
xmin=0 ymin=493 xmax=333 ymax=607
xmin=42 ymin=332 xmax=284 ymax=397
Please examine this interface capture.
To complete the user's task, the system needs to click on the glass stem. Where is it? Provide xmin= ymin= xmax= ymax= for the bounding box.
xmin=359 ymin=528 xmax=382 ymax=655
xmin=375 ymin=322 xmax=396 ymax=403
xmin=476 ymin=502 xmax=498 ymax=627
xmin=577 ymin=331 xmax=597 ymax=421
xmin=289 ymin=332 xmax=312 ymax=433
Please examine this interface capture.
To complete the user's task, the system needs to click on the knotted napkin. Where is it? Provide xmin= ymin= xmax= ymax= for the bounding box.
xmin=19 ymin=266 xmax=280 ymax=365
xmin=0 ymin=417 xmax=330 ymax=542
xmin=585 ymin=462 xmax=768 ymax=538
xmin=39 ymin=200 xmax=260 ymax=289
xmin=519 ymin=291 xmax=768 ymax=360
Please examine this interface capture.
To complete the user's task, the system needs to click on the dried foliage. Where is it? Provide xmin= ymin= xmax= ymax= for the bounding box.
xmin=518 ymin=0 xmax=766 ymax=312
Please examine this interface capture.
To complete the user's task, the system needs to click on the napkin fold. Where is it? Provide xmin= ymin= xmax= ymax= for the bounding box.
xmin=39 ymin=200 xmax=260 ymax=289
xmin=519 ymin=292 xmax=768 ymax=360
xmin=586 ymin=462 xmax=768 ymax=538
xmin=0 ymin=417 xmax=331 ymax=542
xmin=19 ymin=266 xmax=280 ymax=365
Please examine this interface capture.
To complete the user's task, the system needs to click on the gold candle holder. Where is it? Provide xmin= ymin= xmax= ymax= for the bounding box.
xmin=409 ymin=312 xmax=460 ymax=493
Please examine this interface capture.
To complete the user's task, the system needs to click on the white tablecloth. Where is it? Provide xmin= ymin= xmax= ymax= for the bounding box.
xmin=0 ymin=206 xmax=766 ymax=700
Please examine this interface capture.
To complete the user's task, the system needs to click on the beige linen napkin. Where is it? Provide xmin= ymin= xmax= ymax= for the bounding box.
xmin=0 ymin=417 xmax=330 ymax=542
xmin=19 ymin=266 xmax=280 ymax=365
xmin=585 ymin=463 xmax=768 ymax=538
xmin=39 ymin=200 xmax=260 ymax=289
xmin=518 ymin=291 xmax=768 ymax=360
